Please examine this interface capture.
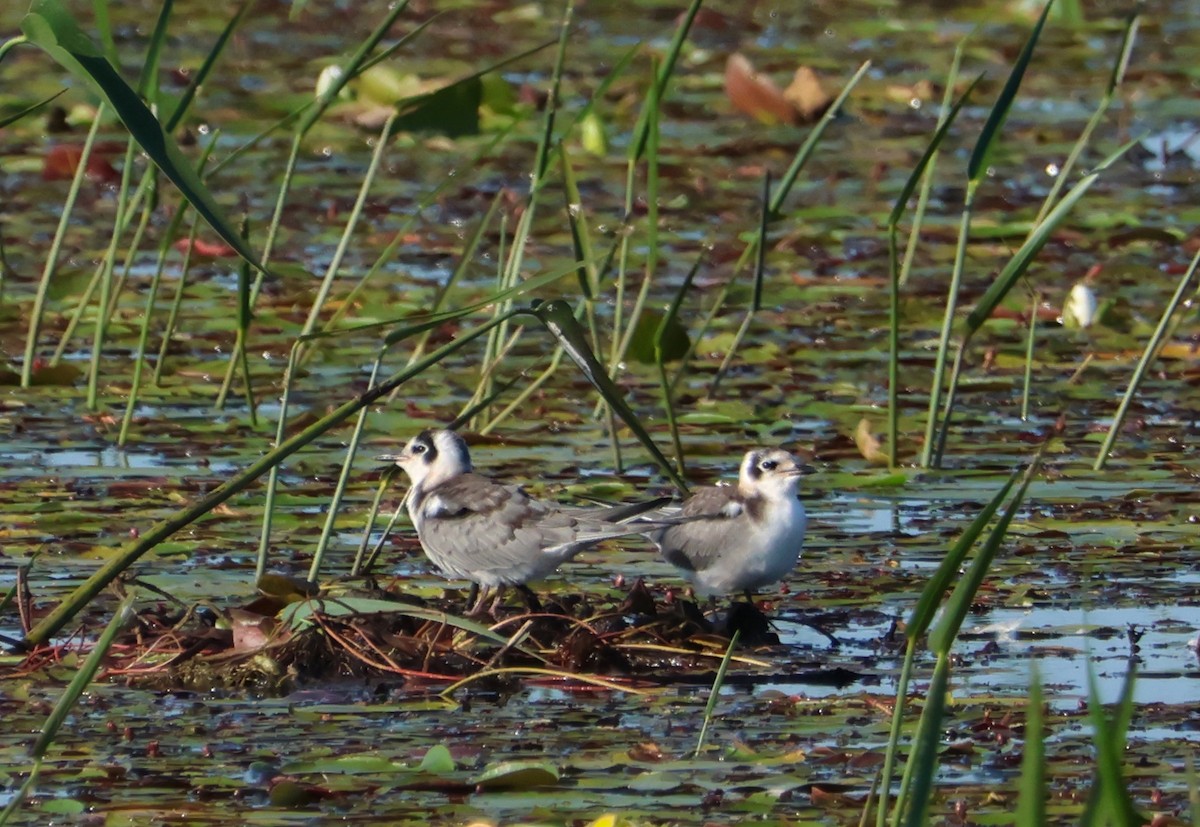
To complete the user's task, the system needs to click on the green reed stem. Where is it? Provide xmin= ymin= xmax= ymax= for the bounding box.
xmin=919 ymin=182 xmax=975 ymax=468
xmin=23 ymin=103 xmax=105 ymax=387
xmin=0 ymin=595 xmax=134 ymax=826
xmin=694 ymin=629 xmax=740 ymax=758
xmin=1094 ymin=247 xmax=1200 ymax=470
xmin=86 ymin=137 xmax=139 ymax=410
xmin=153 ymin=214 xmax=200 ymax=386
xmin=1021 ymin=291 xmax=1039 ymax=421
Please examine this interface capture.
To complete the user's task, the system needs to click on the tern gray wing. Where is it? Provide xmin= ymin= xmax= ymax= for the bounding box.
xmin=654 ymin=485 xmax=752 ymax=573
xmin=418 ymin=474 xmax=644 ymax=585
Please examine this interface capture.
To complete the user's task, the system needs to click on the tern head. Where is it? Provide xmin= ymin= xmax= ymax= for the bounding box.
xmin=380 ymin=429 xmax=472 ymax=491
xmin=737 ymin=448 xmax=804 ymax=500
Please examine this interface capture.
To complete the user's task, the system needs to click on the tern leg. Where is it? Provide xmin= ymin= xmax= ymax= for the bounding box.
xmin=516 ymin=585 xmax=543 ymax=613
xmin=466 ymin=585 xmax=492 ymax=617
xmin=466 ymin=583 xmax=480 ymax=610
xmin=487 ymin=586 xmax=509 ymax=618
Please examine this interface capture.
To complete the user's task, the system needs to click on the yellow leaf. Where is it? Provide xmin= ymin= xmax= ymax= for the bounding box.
xmin=854 ymin=418 xmax=890 ymax=466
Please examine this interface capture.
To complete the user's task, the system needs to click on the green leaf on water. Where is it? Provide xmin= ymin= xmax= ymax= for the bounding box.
xmin=473 ymin=760 xmax=560 ymax=790
xmin=392 ymin=77 xmax=483 ymax=137
xmin=627 ymin=308 xmax=690 ymax=364
xmin=417 ymin=744 xmax=456 ymax=775
xmin=37 ymin=799 xmax=85 ymax=815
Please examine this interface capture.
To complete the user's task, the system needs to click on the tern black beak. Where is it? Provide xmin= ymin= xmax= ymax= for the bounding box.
xmin=376 ymin=453 xmax=406 ymax=473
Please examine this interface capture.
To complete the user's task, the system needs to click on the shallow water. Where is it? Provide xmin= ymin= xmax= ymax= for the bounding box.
xmin=2 ymin=0 xmax=1200 ymax=822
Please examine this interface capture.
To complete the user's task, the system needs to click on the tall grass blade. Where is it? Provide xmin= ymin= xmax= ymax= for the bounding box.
xmin=629 ymin=0 xmax=702 ymax=164
xmin=670 ymin=61 xmax=870 ymax=401
xmin=964 ymin=140 xmax=1138 ymax=336
xmin=875 ymin=469 xmax=1019 ymax=827
xmin=612 ymin=59 xmax=662 ymax=372
xmin=710 ymin=171 xmax=769 ymax=395
xmin=967 ymin=1 xmax=1054 ymax=182
xmin=0 ymin=88 xmax=65 ymax=129
xmin=898 ymin=653 xmax=950 ymax=827
xmin=932 ymin=138 xmax=1138 ymax=466
xmin=927 ymin=459 xmax=1037 ymax=655
xmin=1080 ymin=657 xmax=1143 ymax=825
xmin=86 ymin=131 xmax=143 ymax=409
xmin=532 ymin=300 xmax=688 ymax=494
xmin=21 ymin=102 xmax=103 ymax=387
xmin=296 ymin=111 xmax=397 ymax=344
xmin=1015 ymin=664 xmax=1046 ymax=825
xmin=886 ymin=74 xmax=984 ymax=233
xmin=163 ymin=0 xmax=256 ymax=132
xmin=136 ymin=0 xmax=171 ymax=97
xmin=1020 ymin=291 xmax=1039 ymax=421
xmin=907 ymin=469 xmax=1019 ymax=641
xmin=921 ymin=4 xmax=1052 ymax=466
xmin=897 ymin=40 xmax=969 ymax=290
xmin=894 ymin=463 xmax=1037 ymax=826
xmin=21 ymin=0 xmax=272 ymax=274
xmin=657 ymin=252 xmax=704 ymax=475
xmin=694 ymin=629 xmax=740 ymax=757
xmin=119 ymin=139 xmax=216 ymax=445
xmin=296 ymin=0 xmax=413 ymax=135
xmin=1094 ymin=245 xmax=1200 ymax=470
xmin=0 ymin=595 xmax=134 ymax=826
xmin=769 ymin=61 xmax=871 ymax=219
xmin=1030 ymin=12 xmax=1138 ymax=229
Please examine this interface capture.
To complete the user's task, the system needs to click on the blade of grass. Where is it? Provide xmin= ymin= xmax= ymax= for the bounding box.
xmin=119 ymin=140 xmax=219 ymax=444
xmin=1014 ymin=664 xmax=1046 ymax=825
xmin=629 ymin=0 xmax=702 ymax=164
xmin=898 ymin=40 xmax=971 ymax=289
xmin=0 ymin=595 xmax=134 ymax=826
xmin=86 ymin=135 xmax=139 ymax=409
xmin=532 ymin=299 xmax=687 ymax=494
xmin=163 ymin=0 xmax=257 ymax=132
xmin=898 ymin=653 xmax=951 ymax=827
xmin=933 ymin=138 xmax=1139 ymax=466
xmin=694 ymin=629 xmax=741 ymax=757
xmin=21 ymin=0 xmax=272 ymax=275
xmin=611 ymin=59 xmax=662 ymax=375
xmin=1094 ymin=243 xmax=1200 ymax=470
xmin=921 ymin=2 xmax=1054 ymax=467
xmin=876 ymin=468 xmax=1019 ymax=827
xmin=669 ymin=61 xmax=871 ymax=401
xmin=21 ymin=102 xmax=104 ymax=387
xmin=927 ymin=460 xmax=1039 ymax=655
xmin=0 ymin=88 xmax=65 ymax=129
xmin=887 ymin=72 xmax=983 ymax=466
xmin=1020 ymin=290 xmax=1040 ymax=421
xmin=657 ymin=250 xmax=704 ymax=475
xmin=1029 ymin=12 xmax=1138 ymax=230
xmin=892 ymin=460 xmax=1038 ymax=827
xmin=1080 ymin=656 xmax=1143 ymax=825
xmin=710 ymin=170 xmax=769 ymax=396
xmin=294 ymin=110 xmax=398 ymax=350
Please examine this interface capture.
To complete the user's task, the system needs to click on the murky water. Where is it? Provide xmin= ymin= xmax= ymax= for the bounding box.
xmin=2 ymin=0 xmax=1200 ymax=822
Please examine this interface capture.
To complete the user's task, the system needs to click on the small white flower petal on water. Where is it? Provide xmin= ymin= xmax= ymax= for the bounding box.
xmin=1062 ymin=282 xmax=1099 ymax=329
